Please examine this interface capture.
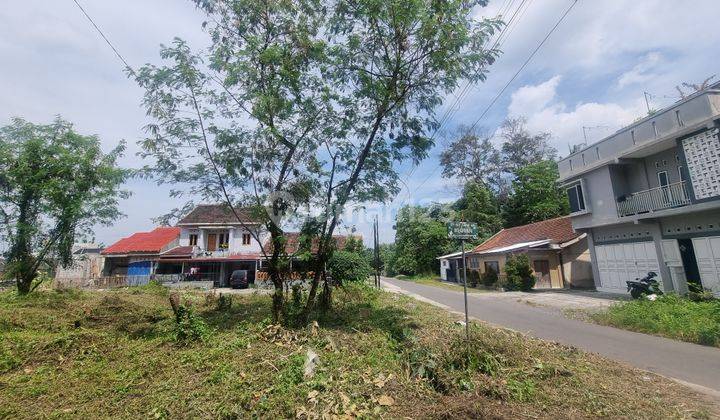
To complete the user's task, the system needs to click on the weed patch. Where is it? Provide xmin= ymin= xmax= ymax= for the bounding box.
xmin=592 ymin=293 xmax=720 ymax=346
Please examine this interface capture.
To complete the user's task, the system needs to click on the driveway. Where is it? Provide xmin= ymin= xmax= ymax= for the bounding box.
xmin=382 ymin=277 xmax=720 ymax=397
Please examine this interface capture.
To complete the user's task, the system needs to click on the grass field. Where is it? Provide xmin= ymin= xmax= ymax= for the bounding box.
xmin=0 ymin=283 xmax=716 ymax=419
xmin=591 ymin=294 xmax=720 ymax=347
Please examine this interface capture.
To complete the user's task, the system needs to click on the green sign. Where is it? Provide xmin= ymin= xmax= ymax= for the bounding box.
xmin=447 ymin=222 xmax=478 ymax=240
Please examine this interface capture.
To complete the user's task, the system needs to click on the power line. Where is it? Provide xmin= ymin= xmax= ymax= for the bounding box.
xmin=396 ymin=0 xmax=532 ymax=203
xmin=71 ymin=0 xmax=135 ymax=75
xmin=407 ymin=0 xmax=579 ymax=199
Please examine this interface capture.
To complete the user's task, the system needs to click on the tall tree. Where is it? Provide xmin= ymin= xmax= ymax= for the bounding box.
xmin=394 ymin=205 xmax=454 ymax=275
xmin=136 ymin=1 xmax=335 ymax=321
xmin=439 ymin=125 xmax=502 ymax=187
xmin=303 ymin=0 xmax=501 ymax=314
xmin=0 ymin=118 xmax=128 ymax=294
xmin=453 ymin=180 xmax=502 ymax=239
xmin=502 ymin=160 xmax=569 ymax=227
xmin=499 ymin=116 xmax=557 ymax=173
xmin=136 ymin=0 xmax=501 ymax=321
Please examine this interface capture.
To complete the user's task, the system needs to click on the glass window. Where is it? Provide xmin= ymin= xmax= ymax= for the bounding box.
xmin=484 ymin=261 xmax=499 ymax=273
xmin=189 ymin=234 xmax=198 ymax=246
xmin=242 ymin=233 xmax=251 ymax=245
xmin=219 ymin=233 xmax=229 ymax=248
xmin=567 ymin=183 xmax=586 ymax=213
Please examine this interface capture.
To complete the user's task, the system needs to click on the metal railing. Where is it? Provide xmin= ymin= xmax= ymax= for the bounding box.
xmin=617 ymin=181 xmax=691 ymax=217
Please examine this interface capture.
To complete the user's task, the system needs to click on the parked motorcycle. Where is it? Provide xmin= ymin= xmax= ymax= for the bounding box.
xmin=626 ymin=271 xmax=662 ymax=299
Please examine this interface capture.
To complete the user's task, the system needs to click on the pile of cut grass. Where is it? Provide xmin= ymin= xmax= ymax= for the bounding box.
xmin=0 ymin=283 xmax=715 ymax=418
xmin=591 ymin=293 xmax=720 ymax=347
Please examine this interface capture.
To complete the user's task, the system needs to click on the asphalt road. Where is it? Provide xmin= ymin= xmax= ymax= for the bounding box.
xmin=382 ymin=277 xmax=720 ymax=396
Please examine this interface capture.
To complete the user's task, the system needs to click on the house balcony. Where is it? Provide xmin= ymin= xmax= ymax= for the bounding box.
xmin=191 ymin=247 xmax=230 ymax=259
xmin=616 ymin=181 xmax=691 ymax=217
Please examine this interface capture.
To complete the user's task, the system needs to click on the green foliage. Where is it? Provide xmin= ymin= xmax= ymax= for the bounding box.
xmin=379 ymin=243 xmax=398 ymax=277
xmin=593 ymin=294 xmax=720 ymax=346
xmin=467 ymin=270 xmax=480 ymax=288
xmin=0 ymin=118 xmax=128 ymax=294
xmin=394 ymin=205 xmax=454 ymax=275
xmin=453 ymin=180 xmax=503 ymax=239
xmin=440 ymin=125 xmax=502 ymax=187
xmin=170 ymin=295 xmax=210 ymax=343
xmin=481 ymin=269 xmax=499 ymax=287
xmin=328 ymin=250 xmax=372 ymax=283
xmin=503 ymin=254 xmax=535 ymax=292
xmin=503 ymin=160 xmax=569 ymax=227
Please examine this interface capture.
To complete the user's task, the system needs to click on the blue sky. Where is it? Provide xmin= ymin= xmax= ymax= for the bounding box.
xmin=1 ymin=0 xmax=719 ymax=247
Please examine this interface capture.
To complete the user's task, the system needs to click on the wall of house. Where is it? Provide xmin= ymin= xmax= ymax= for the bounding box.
xmin=559 ymin=239 xmax=594 ymax=288
xmin=178 ymin=226 xmax=266 ymax=253
xmin=568 ymin=166 xmax=621 ymax=229
xmin=468 ymin=251 xmax=563 ymax=288
xmin=558 ymin=92 xmax=720 ymax=181
xmin=643 ymin=147 xmax=683 ymax=189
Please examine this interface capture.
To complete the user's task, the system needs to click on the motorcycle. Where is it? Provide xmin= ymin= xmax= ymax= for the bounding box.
xmin=626 ymin=271 xmax=662 ymax=299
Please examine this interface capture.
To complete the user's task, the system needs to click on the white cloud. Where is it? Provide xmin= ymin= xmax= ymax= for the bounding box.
xmin=507 ymin=75 xmax=561 ymax=116
xmin=616 ymin=52 xmax=663 ymax=89
xmin=506 ymin=76 xmax=646 ymax=155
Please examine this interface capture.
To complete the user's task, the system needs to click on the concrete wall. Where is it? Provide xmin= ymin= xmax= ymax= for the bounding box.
xmin=558 ymin=92 xmax=720 ymax=181
xmin=559 ymin=239 xmax=594 ymax=288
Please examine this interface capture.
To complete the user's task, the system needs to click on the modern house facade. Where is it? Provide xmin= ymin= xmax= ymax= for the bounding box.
xmin=558 ymin=84 xmax=720 ymax=295
xmin=465 ymin=216 xmax=593 ymax=289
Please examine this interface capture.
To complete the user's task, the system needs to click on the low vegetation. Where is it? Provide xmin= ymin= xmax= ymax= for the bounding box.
xmin=0 ymin=284 xmax=716 ymax=418
xmin=591 ymin=294 xmax=720 ymax=347
xmin=395 ymin=274 xmax=488 ymax=294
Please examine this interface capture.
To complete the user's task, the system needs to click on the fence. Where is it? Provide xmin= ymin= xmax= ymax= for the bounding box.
xmin=55 ymin=275 xmax=152 ymax=289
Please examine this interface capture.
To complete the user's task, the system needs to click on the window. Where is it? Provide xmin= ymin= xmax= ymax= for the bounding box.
xmin=484 ymin=261 xmax=499 ymax=274
xmin=218 ymin=232 xmax=229 ymax=248
xmin=657 ymin=170 xmax=669 ymax=187
xmin=242 ymin=233 xmax=251 ymax=245
xmin=566 ymin=182 xmax=586 ymax=213
xmin=189 ymin=233 xmax=198 ymax=246
xmin=678 ymin=166 xmax=684 ymax=182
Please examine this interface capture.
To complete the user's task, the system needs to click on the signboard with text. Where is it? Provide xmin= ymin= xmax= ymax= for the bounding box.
xmin=447 ymin=222 xmax=478 ymax=240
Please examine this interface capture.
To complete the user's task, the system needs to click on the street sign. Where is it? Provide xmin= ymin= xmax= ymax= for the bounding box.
xmin=447 ymin=222 xmax=478 ymax=240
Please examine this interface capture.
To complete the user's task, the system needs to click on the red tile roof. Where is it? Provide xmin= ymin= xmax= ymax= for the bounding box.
xmin=472 ymin=216 xmax=580 ymax=254
xmin=159 ymin=245 xmax=194 ymax=258
xmin=102 ymin=227 xmax=180 ymax=255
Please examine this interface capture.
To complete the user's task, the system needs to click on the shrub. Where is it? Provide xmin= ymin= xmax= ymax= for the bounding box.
xmin=467 ymin=270 xmax=480 ymax=287
xmin=169 ymin=293 xmax=210 ymax=343
xmin=328 ymin=250 xmax=373 ymax=284
xmin=503 ymin=254 xmax=535 ymax=292
xmin=481 ymin=269 xmax=499 ymax=287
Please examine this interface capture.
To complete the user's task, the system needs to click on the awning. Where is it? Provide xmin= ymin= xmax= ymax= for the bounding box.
xmin=473 ymin=239 xmax=551 ymax=255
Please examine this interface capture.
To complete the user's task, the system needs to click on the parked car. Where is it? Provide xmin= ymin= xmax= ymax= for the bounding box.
xmin=229 ymin=270 xmax=249 ymax=289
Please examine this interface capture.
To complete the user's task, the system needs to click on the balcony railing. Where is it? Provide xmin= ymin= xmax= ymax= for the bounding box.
xmin=616 ymin=181 xmax=691 ymax=217
xmin=192 ymin=248 xmax=230 ymax=259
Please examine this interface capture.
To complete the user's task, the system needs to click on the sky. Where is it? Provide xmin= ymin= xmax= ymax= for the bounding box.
xmin=1 ymin=0 xmax=719 ymax=247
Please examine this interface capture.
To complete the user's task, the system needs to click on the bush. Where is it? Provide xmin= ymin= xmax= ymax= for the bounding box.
xmin=467 ymin=270 xmax=480 ymax=287
xmin=503 ymin=254 xmax=535 ymax=292
xmin=169 ymin=293 xmax=210 ymax=343
xmin=481 ymin=269 xmax=499 ymax=287
xmin=328 ymin=250 xmax=373 ymax=284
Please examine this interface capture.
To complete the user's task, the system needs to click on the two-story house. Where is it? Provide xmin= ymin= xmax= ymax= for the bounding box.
xmin=156 ymin=204 xmax=268 ymax=286
xmin=558 ymin=83 xmax=720 ymax=295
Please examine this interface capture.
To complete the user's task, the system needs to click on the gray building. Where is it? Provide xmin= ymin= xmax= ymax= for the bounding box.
xmin=558 ymin=83 xmax=720 ymax=295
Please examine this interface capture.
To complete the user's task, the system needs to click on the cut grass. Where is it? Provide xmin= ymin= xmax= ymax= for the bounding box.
xmin=394 ymin=274 xmax=490 ymax=293
xmin=590 ymin=294 xmax=720 ymax=347
xmin=0 ymin=284 xmax=716 ymax=419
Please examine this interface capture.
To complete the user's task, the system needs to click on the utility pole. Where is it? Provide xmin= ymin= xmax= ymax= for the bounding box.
xmin=373 ymin=216 xmax=381 ymax=288
xmin=460 ymin=238 xmax=469 ymax=340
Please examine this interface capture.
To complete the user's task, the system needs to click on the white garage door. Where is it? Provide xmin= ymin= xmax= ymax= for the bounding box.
xmin=691 ymin=237 xmax=720 ymax=295
xmin=595 ymin=242 xmax=661 ymax=292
